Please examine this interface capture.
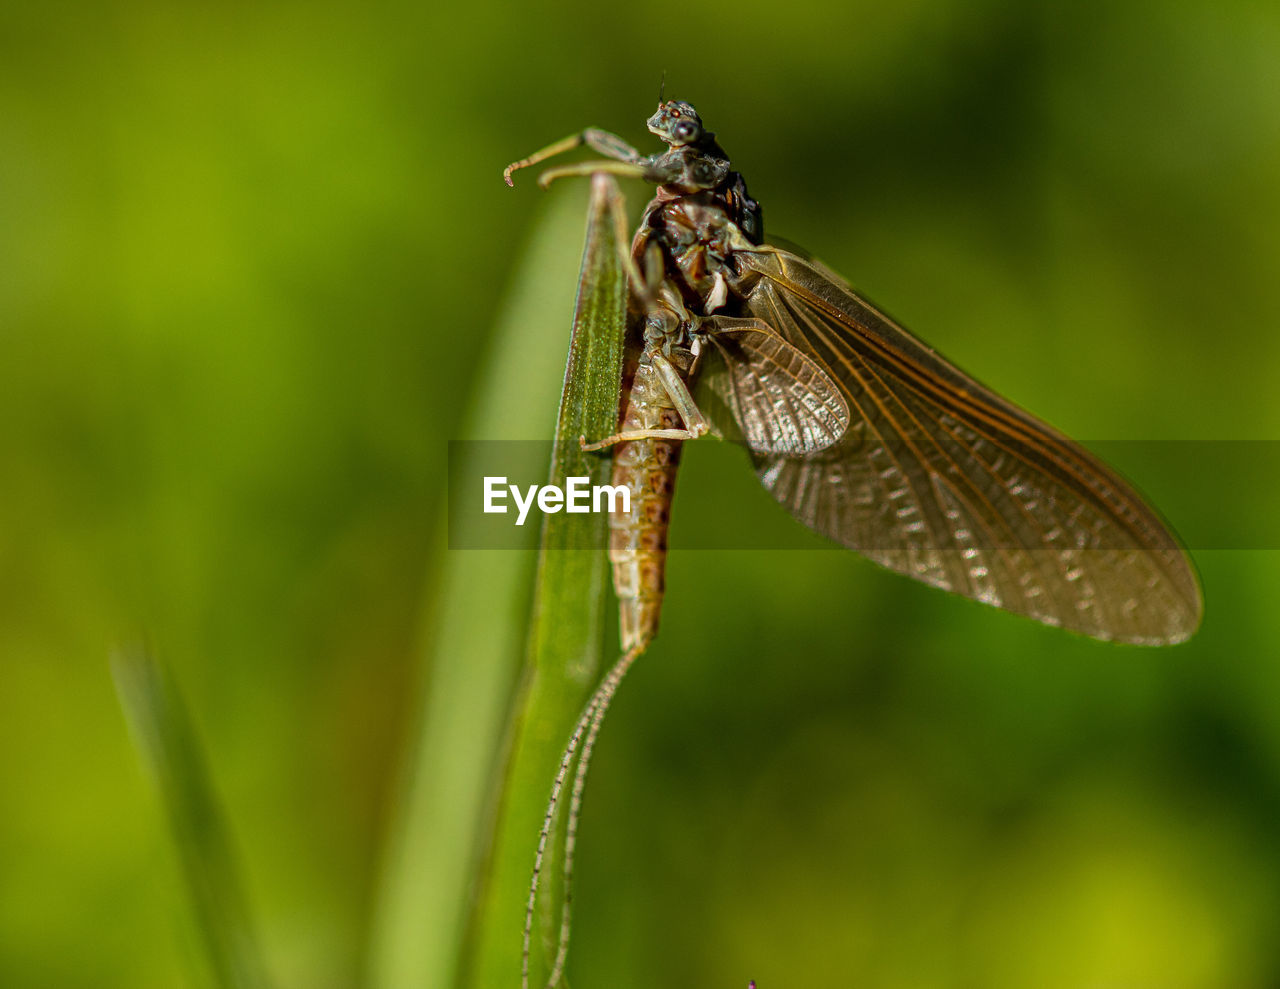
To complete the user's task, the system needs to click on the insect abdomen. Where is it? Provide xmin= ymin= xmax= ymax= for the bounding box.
xmin=610 ymin=356 xmax=683 ymax=652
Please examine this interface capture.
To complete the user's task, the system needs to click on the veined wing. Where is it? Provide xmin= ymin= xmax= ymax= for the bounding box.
xmin=734 ymin=247 xmax=1203 ymax=645
xmin=696 ymin=317 xmax=849 ymax=456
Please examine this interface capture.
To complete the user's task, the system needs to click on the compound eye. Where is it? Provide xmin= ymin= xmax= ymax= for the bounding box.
xmin=674 ymin=120 xmax=697 ymax=142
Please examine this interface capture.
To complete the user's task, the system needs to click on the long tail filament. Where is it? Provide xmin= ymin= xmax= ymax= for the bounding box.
xmin=522 ymin=644 xmax=645 ymax=989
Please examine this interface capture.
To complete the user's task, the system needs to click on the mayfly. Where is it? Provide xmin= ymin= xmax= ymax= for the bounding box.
xmin=504 ymin=100 xmax=1202 ymax=987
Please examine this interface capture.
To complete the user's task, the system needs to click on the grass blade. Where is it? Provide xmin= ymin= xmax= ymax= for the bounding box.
xmin=369 ymin=175 xmax=625 ymax=989
xmin=111 ymin=645 xmax=272 ymax=989
xmin=462 ymin=173 xmax=627 ymax=989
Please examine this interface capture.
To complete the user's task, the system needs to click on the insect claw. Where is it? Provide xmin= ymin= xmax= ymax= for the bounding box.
xmin=502 ymin=159 xmax=528 ymax=186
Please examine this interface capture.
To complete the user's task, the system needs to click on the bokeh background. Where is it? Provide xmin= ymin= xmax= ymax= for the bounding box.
xmin=4 ymin=0 xmax=1280 ymax=986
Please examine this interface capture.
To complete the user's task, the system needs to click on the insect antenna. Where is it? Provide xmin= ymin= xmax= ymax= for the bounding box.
xmin=523 ymin=643 xmax=645 ymax=989
xmin=658 ymin=70 xmax=666 ymax=105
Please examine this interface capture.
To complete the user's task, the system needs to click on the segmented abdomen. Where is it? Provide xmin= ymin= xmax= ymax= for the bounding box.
xmin=610 ymin=355 xmax=683 ymax=652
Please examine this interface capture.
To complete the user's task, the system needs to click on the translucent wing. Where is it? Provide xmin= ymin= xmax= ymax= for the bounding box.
xmin=696 ymin=318 xmax=849 ymax=455
xmin=733 ymin=247 xmax=1203 ymax=645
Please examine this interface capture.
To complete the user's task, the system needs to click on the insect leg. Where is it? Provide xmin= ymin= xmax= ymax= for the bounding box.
xmin=580 ymin=427 xmax=695 ymax=451
xmin=536 ymin=172 xmax=650 ymax=309
xmin=649 ymin=351 xmax=710 ymax=436
xmin=578 ymin=351 xmax=709 ymax=451
xmin=597 ymin=174 xmax=652 ymax=306
xmin=536 ymin=153 xmax=692 ymax=189
xmin=534 ymin=159 xmax=648 ymax=190
xmin=503 ymin=128 xmax=643 ymax=186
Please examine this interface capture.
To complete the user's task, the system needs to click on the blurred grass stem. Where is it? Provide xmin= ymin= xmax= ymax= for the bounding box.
xmin=112 ymin=645 xmax=272 ymax=989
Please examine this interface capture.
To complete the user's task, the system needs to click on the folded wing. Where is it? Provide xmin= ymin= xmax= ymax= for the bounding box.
xmin=697 ymin=318 xmax=849 ymax=456
xmin=730 ymin=248 xmax=1202 ymax=645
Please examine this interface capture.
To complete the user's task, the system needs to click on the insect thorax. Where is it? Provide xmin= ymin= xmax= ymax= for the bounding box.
xmin=638 ymin=151 xmax=762 ymax=322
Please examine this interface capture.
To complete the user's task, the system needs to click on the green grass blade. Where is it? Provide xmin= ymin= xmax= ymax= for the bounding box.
xmin=462 ymin=173 xmax=627 ymax=989
xmin=369 ymin=175 xmax=625 ymax=989
xmin=111 ymin=645 xmax=272 ymax=989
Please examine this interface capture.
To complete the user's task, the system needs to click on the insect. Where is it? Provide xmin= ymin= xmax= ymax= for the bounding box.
xmin=504 ymin=100 xmax=1202 ymax=987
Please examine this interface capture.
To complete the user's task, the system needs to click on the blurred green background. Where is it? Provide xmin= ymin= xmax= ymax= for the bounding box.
xmin=4 ymin=0 xmax=1280 ymax=986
